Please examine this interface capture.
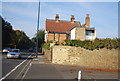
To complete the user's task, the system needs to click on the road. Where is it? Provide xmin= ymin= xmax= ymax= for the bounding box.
xmin=1 ymin=52 xmax=34 ymax=81
xmin=1 ymin=53 xmax=75 ymax=81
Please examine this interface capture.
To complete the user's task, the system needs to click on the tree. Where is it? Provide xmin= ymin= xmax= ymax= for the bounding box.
xmin=2 ymin=16 xmax=35 ymax=49
xmin=2 ymin=16 xmax=13 ymax=48
xmin=13 ymin=30 xmax=35 ymax=49
xmin=32 ymin=29 xmax=45 ymax=48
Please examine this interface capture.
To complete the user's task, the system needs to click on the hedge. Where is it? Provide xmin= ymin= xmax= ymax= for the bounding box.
xmin=42 ymin=41 xmax=60 ymax=50
xmin=64 ymin=38 xmax=120 ymax=50
xmin=42 ymin=43 xmax=50 ymax=50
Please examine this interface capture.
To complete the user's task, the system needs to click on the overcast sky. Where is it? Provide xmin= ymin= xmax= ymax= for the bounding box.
xmin=2 ymin=1 xmax=118 ymax=39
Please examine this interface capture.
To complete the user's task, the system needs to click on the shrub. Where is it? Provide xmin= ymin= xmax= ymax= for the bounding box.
xmin=42 ymin=43 xmax=50 ymax=50
xmin=48 ymin=40 xmax=53 ymax=43
xmin=64 ymin=38 xmax=119 ymax=50
xmin=55 ymin=41 xmax=59 ymax=45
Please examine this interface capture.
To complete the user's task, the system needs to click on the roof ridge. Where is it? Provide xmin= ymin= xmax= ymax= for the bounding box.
xmin=46 ymin=19 xmax=80 ymax=23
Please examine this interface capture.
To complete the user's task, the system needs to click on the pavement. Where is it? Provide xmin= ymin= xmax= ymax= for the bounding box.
xmin=22 ymin=54 xmax=119 ymax=81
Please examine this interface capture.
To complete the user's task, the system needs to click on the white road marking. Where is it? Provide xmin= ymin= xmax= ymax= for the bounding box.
xmin=0 ymin=55 xmax=32 ymax=81
xmin=21 ymin=62 xmax=32 ymax=80
xmin=14 ymin=59 xmax=32 ymax=81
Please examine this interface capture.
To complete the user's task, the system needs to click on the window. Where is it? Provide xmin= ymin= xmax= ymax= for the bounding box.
xmin=86 ymin=31 xmax=92 ymax=36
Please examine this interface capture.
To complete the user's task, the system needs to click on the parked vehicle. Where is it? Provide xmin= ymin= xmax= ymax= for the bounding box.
xmin=7 ymin=49 xmax=22 ymax=59
xmin=3 ymin=48 xmax=11 ymax=53
xmin=29 ymin=48 xmax=33 ymax=52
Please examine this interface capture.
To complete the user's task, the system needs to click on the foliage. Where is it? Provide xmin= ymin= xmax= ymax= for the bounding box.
xmin=32 ymin=29 xmax=45 ymax=48
xmin=48 ymin=40 xmax=53 ymax=43
xmin=42 ymin=40 xmax=59 ymax=50
xmin=2 ymin=16 xmax=35 ymax=49
xmin=64 ymin=38 xmax=119 ymax=50
xmin=54 ymin=41 xmax=59 ymax=45
xmin=2 ymin=16 xmax=13 ymax=48
xmin=42 ymin=43 xmax=50 ymax=50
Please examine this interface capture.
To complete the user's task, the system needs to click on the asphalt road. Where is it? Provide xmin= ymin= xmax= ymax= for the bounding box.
xmin=1 ymin=52 xmax=34 ymax=80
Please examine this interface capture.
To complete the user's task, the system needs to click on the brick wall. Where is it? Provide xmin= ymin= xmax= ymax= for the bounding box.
xmin=47 ymin=33 xmax=67 ymax=43
xmin=59 ymin=34 xmax=67 ymax=43
xmin=48 ymin=33 xmax=54 ymax=41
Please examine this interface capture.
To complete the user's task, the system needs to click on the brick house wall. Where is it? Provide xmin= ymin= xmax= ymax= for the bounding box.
xmin=59 ymin=34 xmax=67 ymax=43
xmin=47 ymin=33 xmax=67 ymax=43
xmin=47 ymin=33 xmax=54 ymax=41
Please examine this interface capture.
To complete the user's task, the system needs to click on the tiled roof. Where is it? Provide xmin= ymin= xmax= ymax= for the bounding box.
xmin=46 ymin=19 xmax=80 ymax=33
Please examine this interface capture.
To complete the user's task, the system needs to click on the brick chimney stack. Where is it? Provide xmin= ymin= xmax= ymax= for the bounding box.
xmin=71 ymin=15 xmax=75 ymax=23
xmin=85 ymin=14 xmax=90 ymax=27
xmin=55 ymin=14 xmax=59 ymax=21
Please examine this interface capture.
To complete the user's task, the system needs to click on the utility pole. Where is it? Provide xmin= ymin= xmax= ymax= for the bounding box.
xmin=36 ymin=0 xmax=40 ymax=58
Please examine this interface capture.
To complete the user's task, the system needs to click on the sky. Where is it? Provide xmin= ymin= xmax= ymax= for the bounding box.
xmin=2 ymin=1 xmax=118 ymax=39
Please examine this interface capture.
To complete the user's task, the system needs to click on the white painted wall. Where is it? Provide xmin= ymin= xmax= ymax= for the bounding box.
xmin=44 ymin=31 xmax=48 ymax=42
xmin=70 ymin=28 xmax=76 ymax=40
xmin=86 ymin=36 xmax=95 ymax=40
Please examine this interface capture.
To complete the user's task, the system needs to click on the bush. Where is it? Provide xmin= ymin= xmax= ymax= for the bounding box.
xmin=43 ymin=41 xmax=59 ymax=50
xmin=55 ymin=41 xmax=59 ymax=45
xmin=64 ymin=38 xmax=119 ymax=50
xmin=42 ymin=43 xmax=50 ymax=50
xmin=48 ymin=40 xmax=53 ymax=43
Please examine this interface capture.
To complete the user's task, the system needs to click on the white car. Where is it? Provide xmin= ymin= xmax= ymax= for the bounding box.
xmin=7 ymin=49 xmax=22 ymax=59
xmin=3 ymin=48 xmax=11 ymax=53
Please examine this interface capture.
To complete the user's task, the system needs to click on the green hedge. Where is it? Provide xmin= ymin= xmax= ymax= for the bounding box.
xmin=42 ymin=43 xmax=50 ymax=50
xmin=64 ymin=38 xmax=120 ymax=50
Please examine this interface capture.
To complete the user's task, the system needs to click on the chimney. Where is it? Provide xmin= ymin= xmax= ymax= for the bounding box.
xmin=55 ymin=14 xmax=59 ymax=21
xmin=85 ymin=14 xmax=90 ymax=27
xmin=71 ymin=15 xmax=75 ymax=23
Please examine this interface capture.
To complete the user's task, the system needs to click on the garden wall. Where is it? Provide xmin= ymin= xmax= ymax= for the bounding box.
xmin=52 ymin=46 xmax=119 ymax=70
xmin=43 ymin=49 xmax=52 ymax=61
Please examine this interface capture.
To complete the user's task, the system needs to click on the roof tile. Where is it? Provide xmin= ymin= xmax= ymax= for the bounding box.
xmin=46 ymin=19 xmax=80 ymax=32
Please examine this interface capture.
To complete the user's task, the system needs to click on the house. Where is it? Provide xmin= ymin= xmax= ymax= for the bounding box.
xmin=45 ymin=14 xmax=96 ymax=43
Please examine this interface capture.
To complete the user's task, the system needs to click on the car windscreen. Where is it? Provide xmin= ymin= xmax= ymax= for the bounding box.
xmin=12 ymin=50 xmax=19 ymax=52
xmin=4 ymin=48 xmax=11 ymax=50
